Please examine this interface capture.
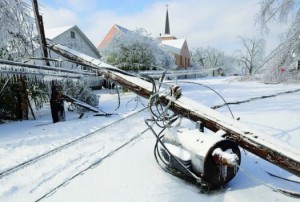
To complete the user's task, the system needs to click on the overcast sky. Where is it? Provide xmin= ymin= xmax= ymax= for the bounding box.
xmin=38 ymin=0 xmax=283 ymax=54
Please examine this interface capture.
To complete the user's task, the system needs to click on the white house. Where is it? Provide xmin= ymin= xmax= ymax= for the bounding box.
xmin=38 ymin=25 xmax=103 ymax=88
xmin=45 ymin=25 xmax=100 ymax=59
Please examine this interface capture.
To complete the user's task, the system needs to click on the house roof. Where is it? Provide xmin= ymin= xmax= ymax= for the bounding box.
xmin=114 ymin=24 xmax=131 ymax=34
xmin=98 ymin=23 xmax=132 ymax=48
xmin=45 ymin=25 xmax=74 ymax=39
xmin=160 ymin=34 xmax=176 ymax=38
xmin=45 ymin=25 xmax=99 ymax=57
xmin=160 ymin=39 xmax=186 ymax=55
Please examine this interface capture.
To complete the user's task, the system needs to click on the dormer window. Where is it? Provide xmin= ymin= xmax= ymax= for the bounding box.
xmin=71 ymin=31 xmax=75 ymax=39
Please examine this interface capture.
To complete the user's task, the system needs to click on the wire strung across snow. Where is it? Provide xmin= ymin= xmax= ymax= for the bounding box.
xmin=237 ymin=164 xmax=300 ymax=198
xmin=35 ymin=127 xmax=150 ymax=202
xmin=212 ymin=88 xmax=300 ymax=109
xmin=164 ymin=80 xmax=236 ymax=119
xmin=0 ymin=108 xmax=147 ymax=180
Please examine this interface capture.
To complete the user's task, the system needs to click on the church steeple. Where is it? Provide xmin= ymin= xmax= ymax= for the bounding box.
xmin=160 ymin=5 xmax=176 ymax=40
xmin=165 ymin=5 xmax=170 ymax=35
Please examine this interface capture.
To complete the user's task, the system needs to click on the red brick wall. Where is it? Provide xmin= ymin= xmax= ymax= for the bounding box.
xmin=98 ymin=25 xmax=120 ymax=48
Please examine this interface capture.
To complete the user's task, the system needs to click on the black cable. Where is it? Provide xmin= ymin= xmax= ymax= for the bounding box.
xmin=147 ymin=81 xmax=174 ymax=129
xmin=165 ymin=80 xmax=235 ymax=119
xmin=237 ymin=164 xmax=300 ymax=198
xmin=153 ymin=129 xmax=169 ymax=167
xmin=145 ymin=118 xmax=202 ymax=184
xmin=126 ymin=95 xmax=139 ymax=111
xmin=142 ymin=74 xmax=157 ymax=94
xmin=265 ymin=170 xmax=300 ymax=184
xmin=114 ymin=85 xmax=121 ymax=111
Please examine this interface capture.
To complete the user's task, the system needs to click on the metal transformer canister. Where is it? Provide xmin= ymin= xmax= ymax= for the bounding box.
xmin=163 ymin=127 xmax=241 ymax=188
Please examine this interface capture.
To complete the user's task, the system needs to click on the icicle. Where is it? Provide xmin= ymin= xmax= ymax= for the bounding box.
xmin=234 ymin=164 xmax=238 ymax=175
xmin=218 ymin=165 xmax=228 ymax=181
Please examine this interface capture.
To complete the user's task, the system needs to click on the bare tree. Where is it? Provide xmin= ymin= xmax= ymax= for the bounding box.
xmin=192 ymin=47 xmax=226 ymax=68
xmin=205 ymin=46 xmax=223 ymax=68
xmin=191 ymin=47 xmax=206 ymax=68
xmin=237 ymin=36 xmax=265 ymax=75
xmin=191 ymin=46 xmax=237 ymax=75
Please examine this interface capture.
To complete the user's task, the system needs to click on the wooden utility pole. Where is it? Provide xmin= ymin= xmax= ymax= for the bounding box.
xmin=33 ymin=0 xmax=65 ymax=123
xmin=32 ymin=0 xmax=50 ymax=66
xmin=48 ymin=42 xmax=300 ymax=177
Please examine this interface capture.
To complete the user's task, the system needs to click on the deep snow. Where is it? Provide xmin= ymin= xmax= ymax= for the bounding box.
xmin=0 ymin=77 xmax=299 ymax=202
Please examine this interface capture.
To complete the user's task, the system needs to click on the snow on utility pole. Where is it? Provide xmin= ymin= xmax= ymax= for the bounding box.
xmin=47 ymin=42 xmax=300 ymax=177
xmin=32 ymin=0 xmax=50 ymax=66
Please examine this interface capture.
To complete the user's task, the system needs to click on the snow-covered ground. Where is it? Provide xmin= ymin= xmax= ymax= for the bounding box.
xmin=0 ymin=77 xmax=299 ymax=202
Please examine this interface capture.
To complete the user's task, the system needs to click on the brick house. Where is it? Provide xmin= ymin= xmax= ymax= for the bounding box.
xmin=98 ymin=24 xmax=130 ymax=48
xmin=98 ymin=8 xmax=191 ymax=68
xmin=160 ymin=38 xmax=191 ymax=68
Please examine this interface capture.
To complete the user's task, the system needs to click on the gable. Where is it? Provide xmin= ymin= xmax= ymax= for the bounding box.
xmin=98 ymin=24 xmax=131 ymax=48
xmin=115 ymin=24 xmax=130 ymax=34
xmin=98 ymin=25 xmax=120 ymax=48
xmin=161 ymin=39 xmax=190 ymax=58
xmin=46 ymin=25 xmax=100 ymax=58
xmin=180 ymin=40 xmax=190 ymax=58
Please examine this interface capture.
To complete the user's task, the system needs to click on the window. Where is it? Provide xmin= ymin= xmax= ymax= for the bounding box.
xmin=180 ymin=56 xmax=183 ymax=66
xmin=71 ymin=31 xmax=75 ymax=39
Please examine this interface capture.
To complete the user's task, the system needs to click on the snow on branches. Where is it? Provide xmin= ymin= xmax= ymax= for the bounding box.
xmin=257 ymin=0 xmax=300 ymax=82
xmin=0 ymin=0 xmax=36 ymax=60
xmin=99 ymin=28 xmax=175 ymax=71
xmin=191 ymin=46 xmax=237 ymax=75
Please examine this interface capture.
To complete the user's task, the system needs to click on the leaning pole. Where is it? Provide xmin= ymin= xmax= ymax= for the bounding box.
xmin=48 ymin=42 xmax=300 ymax=177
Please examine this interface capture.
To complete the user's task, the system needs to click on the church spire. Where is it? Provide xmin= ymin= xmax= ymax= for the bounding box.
xmin=165 ymin=5 xmax=170 ymax=35
xmin=160 ymin=5 xmax=176 ymax=40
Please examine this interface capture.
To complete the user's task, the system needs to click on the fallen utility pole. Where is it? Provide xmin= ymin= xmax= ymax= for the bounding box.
xmin=48 ymin=42 xmax=300 ymax=177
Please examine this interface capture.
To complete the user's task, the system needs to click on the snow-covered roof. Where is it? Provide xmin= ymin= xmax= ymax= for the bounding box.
xmin=160 ymin=34 xmax=176 ymax=38
xmin=45 ymin=25 xmax=74 ymax=39
xmin=161 ymin=39 xmax=186 ymax=55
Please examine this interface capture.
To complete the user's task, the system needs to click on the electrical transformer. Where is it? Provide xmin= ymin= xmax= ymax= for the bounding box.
xmin=162 ymin=127 xmax=241 ymax=188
